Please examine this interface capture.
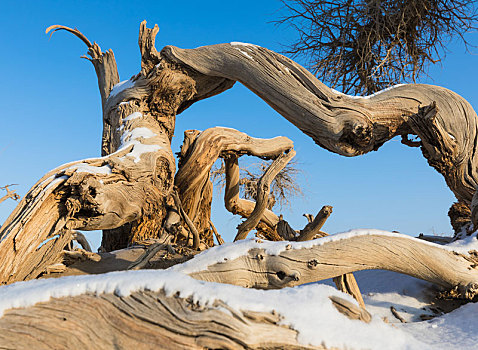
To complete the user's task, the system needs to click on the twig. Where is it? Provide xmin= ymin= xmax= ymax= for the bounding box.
xmin=390 ymin=306 xmax=407 ymax=323
xmin=45 ymin=25 xmax=92 ymax=48
xmin=303 ymin=213 xmax=314 ymax=224
xmin=128 ymin=242 xmax=166 ymax=270
xmin=209 ymin=220 xmax=224 ymax=245
xmin=172 ymin=189 xmax=200 ymax=249
xmin=0 ymin=184 xmax=20 ymax=204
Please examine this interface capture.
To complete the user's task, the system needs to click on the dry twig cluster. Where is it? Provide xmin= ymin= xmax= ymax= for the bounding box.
xmin=211 ymin=159 xmax=302 ymax=209
xmin=277 ymin=0 xmax=477 ymax=94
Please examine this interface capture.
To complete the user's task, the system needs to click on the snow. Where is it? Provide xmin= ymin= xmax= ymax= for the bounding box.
xmin=446 ymin=231 xmax=478 ymax=253
xmin=123 ymin=111 xmax=142 ymax=122
xmin=1 ymin=230 xmax=477 ymax=348
xmin=230 ymin=41 xmax=259 ymax=47
xmin=403 ymin=302 xmax=478 ymax=349
xmin=43 ymin=175 xmax=68 ymax=192
xmin=66 ymin=163 xmax=112 ymax=175
xmin=230 ymin=42 xmax=257 ymax=59
xmin=332 ymin=84 xmax=406 ymax=99
xmin=116 ymin=126 xmax=161 ymax=163
xmin=233 ymin=47 xmax=254 ymax=59
xmin=109 ymin=79 xmax=135 ymax=97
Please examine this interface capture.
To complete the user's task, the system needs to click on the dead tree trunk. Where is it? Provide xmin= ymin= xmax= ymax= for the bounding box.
xmin=1 ymin=20 xmax=477 ymax=287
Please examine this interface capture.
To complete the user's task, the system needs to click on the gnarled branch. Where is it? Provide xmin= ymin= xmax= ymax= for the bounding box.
xmin=163 ymin=43 xmax=478 ymax=210
xmin=186 ymin=232 xmax=478 ymax=298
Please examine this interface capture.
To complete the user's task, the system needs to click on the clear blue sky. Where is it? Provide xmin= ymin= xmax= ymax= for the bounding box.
xmin=1 ymin=0 xmax=477 ymax=248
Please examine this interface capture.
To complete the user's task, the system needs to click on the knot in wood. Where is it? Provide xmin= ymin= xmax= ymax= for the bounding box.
xmin=307 ymin=259 xmax=319 ymax=269
xmin=275 ymin=270 xmax=299 ymax=283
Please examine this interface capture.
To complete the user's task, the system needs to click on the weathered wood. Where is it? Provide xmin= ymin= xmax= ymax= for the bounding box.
xmin=42 ymin=231 xmax=478 ymax=303
xmin=0 ymin=185 xmax=20 ymax=204
xmin=390 ymin=306 xmax=407 ymax=323
xmin=71 ymin=231 xmax=92 ymax=252
xmin=3 ymin=20 xmax=478 ymax=300
xmin=294 ymin=206 xmax=364 ymax=308
xmin=224 ymin=154 xmax=280 ymax=229
xmin=333 ymin=274 xmax=365 ymax=309
xmin=329 ymin=296 xmax=371 ymax=323
xmin=0 ymin=102 xmax=176 ymax=284
xmin=210 ymin=219 xmax=225 ymax=245
xmin=276 ymin=216 xmax=296 ymax=240
xmin=175 ymin=127 xmax=294 ymax=244
xmin=297 ymin=206 xmax=333 ymax=241
xmin=0 ymin=290 xmax=325 ymax=350
xmin=175 ymin=130 xmax=214 ymax=247
xmin=187 ymin=233 xmax=478 ymax=299
xmin=171 ymin=189 xmax=200 ymax=249
xmin=163 ymin=43 xmax=478 ymax=212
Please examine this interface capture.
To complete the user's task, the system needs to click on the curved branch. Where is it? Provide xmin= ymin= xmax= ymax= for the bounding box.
xmin=175 ymin=127 xmax=294 ymax=236
xmin=46 ymin=24 xmax=120 ymax=112
xmin=162 ymin=43 xmax=478 ymax=206
xmin=46 ymin=25 xmax=92 ymax=48
xmin=235 ymin=149 xmax=296 ymax=241
xmin=224 ymin=155 xmax=280 ymax=229
xmin=185 ymin=232 xmax=478 ymax=297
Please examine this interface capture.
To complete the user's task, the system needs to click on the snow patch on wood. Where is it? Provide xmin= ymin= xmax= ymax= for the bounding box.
xmin=123 ymin=111 xmax=142 ymax=121
xmin=0 ymin=269 xmax=424 ymax=349
xmin=233 ymin=47 xmax=253 ymax=60
xmin=331 ymin=84 xmax=406 ymax=100
xmin=230 ymin=42 xmax=260 ymax=48
xmin=109 ymin=79 xmax=135 ymax=97
xmin=66 ymin=163 xmax=112 ymax=175
xmin=117 ymin=127 xmax=161 ymax=163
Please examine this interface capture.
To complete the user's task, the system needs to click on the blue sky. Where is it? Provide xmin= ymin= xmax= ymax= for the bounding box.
xmin=1 ymin=0 xmax=477 ymax=247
